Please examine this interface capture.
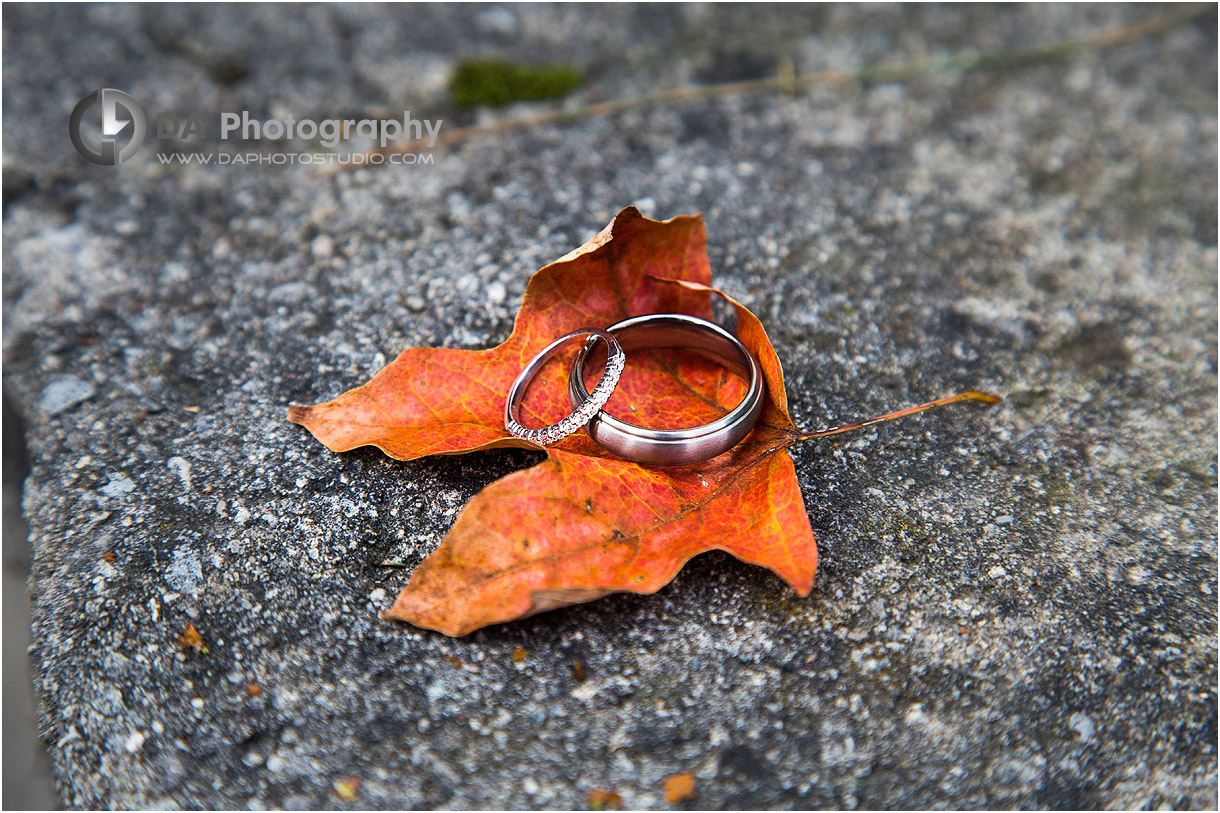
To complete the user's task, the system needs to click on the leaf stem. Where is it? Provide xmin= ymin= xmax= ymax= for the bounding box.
xmin=795 ymin=391 xmax=1002 ymax=443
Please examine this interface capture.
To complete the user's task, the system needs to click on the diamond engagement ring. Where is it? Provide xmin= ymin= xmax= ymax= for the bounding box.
xmin=505 ymin=328 xmax=626 ymax=445
xmin=568 ymin=313 xmax=763 ymax=465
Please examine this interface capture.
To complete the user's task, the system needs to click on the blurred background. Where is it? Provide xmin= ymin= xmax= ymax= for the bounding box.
xmin=5 ymin=396 xmax=58 ymax=808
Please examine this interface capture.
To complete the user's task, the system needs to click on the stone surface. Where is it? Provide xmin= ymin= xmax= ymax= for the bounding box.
xmin=3 ymin=4 xmax=1216 ymax=809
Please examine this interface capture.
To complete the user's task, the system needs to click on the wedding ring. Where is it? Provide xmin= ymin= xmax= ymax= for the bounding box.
xmin=505 ymin=328 xmax=626 ymax=445
xmin=568 ymin=314 xmax=763 ymax=465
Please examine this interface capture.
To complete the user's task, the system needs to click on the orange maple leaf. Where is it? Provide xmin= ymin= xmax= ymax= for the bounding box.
xmin=289 ymin=207 xmax=997 ymax=636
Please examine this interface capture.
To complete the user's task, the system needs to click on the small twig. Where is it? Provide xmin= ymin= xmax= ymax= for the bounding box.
xmin=334 ymin=3 xmax=1209 ymax=172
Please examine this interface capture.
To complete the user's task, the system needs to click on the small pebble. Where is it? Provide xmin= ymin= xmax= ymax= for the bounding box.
xmin=310 ymin=234 xmax=334 ymax=259
xmin=40 ymin=376 xmax=95 ymax=416
xmin=486 ymin=280 xmax=507 ymax=305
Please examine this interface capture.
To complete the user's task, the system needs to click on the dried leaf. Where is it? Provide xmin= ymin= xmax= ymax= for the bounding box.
xmin=290 ymin=207 xmax=823 ymax=636
xmin=663 ymin=772 xmax=696 ymax=804
xmin=588 ymin=789 xmax=624 ymax=809
xmin=333 ymin=777 xmax=361 ymax=800
xmin=177 ymin=623 xmax=206 ymax=654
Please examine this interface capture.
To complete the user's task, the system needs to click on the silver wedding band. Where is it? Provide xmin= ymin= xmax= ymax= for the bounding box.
xmin=569 ymin=314 xmax=763 ymax=465
xmin=504 ymin=328 xmax=626 ymax=445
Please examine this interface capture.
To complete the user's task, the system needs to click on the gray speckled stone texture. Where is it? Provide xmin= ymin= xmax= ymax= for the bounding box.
xmin=3 ymin=4 xmax=1215 ymax=809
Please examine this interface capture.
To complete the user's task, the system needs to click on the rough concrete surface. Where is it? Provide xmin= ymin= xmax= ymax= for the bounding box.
xmin=3 ymin=4 xmax=1216 ymax=809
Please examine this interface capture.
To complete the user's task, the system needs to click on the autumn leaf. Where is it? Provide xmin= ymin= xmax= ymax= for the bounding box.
xmin=588 ymin=789 xmax=624 ymax=809
xmin=289 ymin=207 xmax=998 ymax=636
xmin=177 ymin=623 xmax=207 ymax=653
xmin=663 ymin=772 xmax=697 ymax=804
xmin=332 ymin=777 xmax=361 ymax=800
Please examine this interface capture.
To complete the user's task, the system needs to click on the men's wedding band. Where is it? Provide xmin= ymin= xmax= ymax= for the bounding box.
xmin=505 ymin=328 xmax=626 ymax=445
xmin=568 ymin=313 xmax=763 ymax=465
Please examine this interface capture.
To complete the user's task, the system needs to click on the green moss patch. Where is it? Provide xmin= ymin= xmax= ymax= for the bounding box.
xmin=450 ymin=58 xmax=583 ymax=108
